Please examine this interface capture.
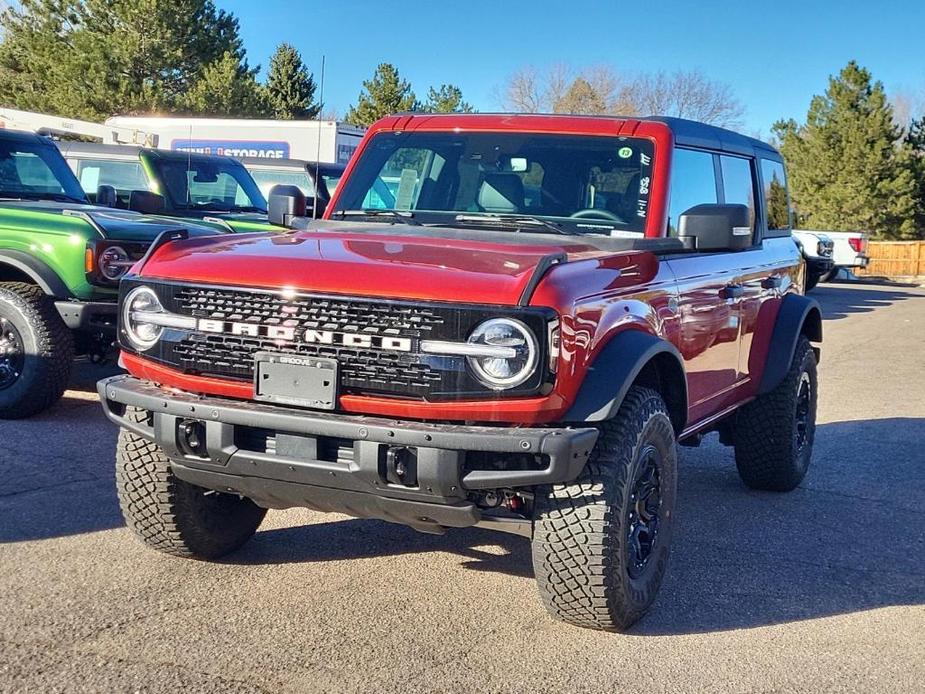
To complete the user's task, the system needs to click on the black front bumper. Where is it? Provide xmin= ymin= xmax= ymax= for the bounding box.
xmin=98 ymin=375 xmax=598 ymax=534
xmin=806 ymin=256 xmax=835 ymax=277
xmin=55 ymin=300 xmax=118 ymax=332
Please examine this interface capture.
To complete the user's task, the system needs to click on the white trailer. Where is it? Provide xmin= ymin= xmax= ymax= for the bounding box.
xmin=104 ymin=116 xmax=365 ymax=164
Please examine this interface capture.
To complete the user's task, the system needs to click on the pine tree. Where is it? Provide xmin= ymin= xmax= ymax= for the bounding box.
xmin=345 ymin=63 xmax=417 ymax=127
xmin=183 ymin=52 xmax=265 ymax=117
xmin=263 ymin=43 xmax=320 ymax=120
xmin=423 ymin=84 xmax=473 ymax=113
xmin=773 ymin=61 xmax=917 ymax=239
xmin=0 ymin=0 xmax=259 ymax=119
xmin=901 ymin=117 xmax=925 ymax=235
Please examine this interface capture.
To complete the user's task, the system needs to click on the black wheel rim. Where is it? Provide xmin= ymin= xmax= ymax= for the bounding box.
xmin=626 ymin=445 xmax=662 ymax=579
xmin=795 ymin=371 xmax=812 ymax=451
xmin=0 ymin=316 xmax=24 ymax=391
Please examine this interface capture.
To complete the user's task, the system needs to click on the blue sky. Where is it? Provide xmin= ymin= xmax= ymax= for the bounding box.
xmin=222 ymin=0 xmax=925 ymax=135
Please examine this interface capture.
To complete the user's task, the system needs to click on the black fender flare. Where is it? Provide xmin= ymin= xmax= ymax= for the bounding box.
xmin=758 ymin=293 xmax=822 ymax=395
xmin=563 ymin=329 xmax=688 ymax=432
xmin=0 ymin=250 xmax=71 ymax=298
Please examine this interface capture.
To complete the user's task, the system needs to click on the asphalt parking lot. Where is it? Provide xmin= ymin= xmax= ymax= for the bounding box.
xmin=1 ymin=282 xmax=923 ymax=693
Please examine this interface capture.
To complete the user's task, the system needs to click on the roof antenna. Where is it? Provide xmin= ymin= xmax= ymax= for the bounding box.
xmin=186 ymin=123 xmax=193 ymax=208
xmin=312 ymin=55 xmax=325 ymax=220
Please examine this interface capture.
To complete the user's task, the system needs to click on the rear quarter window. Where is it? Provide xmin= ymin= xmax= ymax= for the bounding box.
xmin=760 ymin=159 xmax=791 ymax=231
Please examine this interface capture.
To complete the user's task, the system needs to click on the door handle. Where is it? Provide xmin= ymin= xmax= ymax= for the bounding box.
xmin=720 ymin=284 xmax=745 ymax=300
xmin=761 ymin=275 xmax=782 ymax=290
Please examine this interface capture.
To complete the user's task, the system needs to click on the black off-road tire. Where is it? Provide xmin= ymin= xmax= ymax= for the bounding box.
xmin=116 ymin=408 xmax=267 ymax=559
xmin=531 ymin=387 xmax=678 ymax=631
xmin=0 ymin=282 xmax=73 ymax=419
xmin=733 ymin=336 xmax=817 ymax=491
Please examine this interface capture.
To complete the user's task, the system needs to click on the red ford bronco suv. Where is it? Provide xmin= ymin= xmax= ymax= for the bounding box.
xmin=98 ymin=114 xmax=821 ymax=630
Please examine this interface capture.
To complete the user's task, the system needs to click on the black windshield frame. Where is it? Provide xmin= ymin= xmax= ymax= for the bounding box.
xmin=144 ymin=153 xmax=267 ymax=212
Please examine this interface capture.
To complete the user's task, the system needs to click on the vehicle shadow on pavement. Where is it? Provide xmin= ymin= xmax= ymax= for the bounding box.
xmin=229 ymin=417 xmax=925 ymax=634
xmin=633 ymin=417 xmax=924 ymax=635
xmin=814 ymin=284 xmax=922 ymax=321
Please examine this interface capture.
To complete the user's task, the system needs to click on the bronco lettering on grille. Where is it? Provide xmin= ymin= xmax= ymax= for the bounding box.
xmin=196 ymin=319 xmax=414 ymax=352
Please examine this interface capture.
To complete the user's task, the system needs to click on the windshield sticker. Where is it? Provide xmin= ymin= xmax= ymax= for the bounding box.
xmin=618 ymin=146 xmax=633 ymax=159
xmin=394 ymin=168 xmax=418 ymax=210
xmin=640 ymin=152 xmax=651 ymax=166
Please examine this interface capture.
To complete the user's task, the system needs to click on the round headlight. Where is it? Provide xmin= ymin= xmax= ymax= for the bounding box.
xmin=99 ymin=245 xmax=130 ymax=281
xmin=122 ymin=286 xmax=164 ymax=351
xmin=466 ymin=318 xmax=538 ymax=390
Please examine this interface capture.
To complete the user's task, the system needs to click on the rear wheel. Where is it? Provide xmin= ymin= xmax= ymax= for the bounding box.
xmin=0 ymin=282 xmax=72 ymax=419
xmin=116 ymin=408 xmax=267 ymax=559
xmin=531 ymin=387 xmax=677 ymax=630
xmin=733 ymin=336 xmax=817 ymax=491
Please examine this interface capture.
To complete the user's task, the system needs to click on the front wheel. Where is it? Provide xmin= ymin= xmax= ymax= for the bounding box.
xmin=0 ymin=282 xmax=73 ymax=418
xmin=116 ymin=408 xmax=267 ymax=559
xmin=531 ymin=387 xmax=678 ymax=631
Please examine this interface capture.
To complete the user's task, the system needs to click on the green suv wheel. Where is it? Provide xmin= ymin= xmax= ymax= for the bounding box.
xmin=0 ymin=282 xmax=73 ymax=419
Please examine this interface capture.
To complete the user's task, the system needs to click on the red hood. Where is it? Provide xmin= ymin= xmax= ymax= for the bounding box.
xmin=138 ymin=227 xmax=608 ymax=305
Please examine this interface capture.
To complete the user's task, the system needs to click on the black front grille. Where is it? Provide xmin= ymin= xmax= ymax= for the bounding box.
xmin=124 ymin=280 xmax=552 ymax=401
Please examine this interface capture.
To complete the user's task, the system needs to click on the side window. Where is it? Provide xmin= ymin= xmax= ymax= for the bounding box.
xmin=75 ymin=158 xmax=149 ymax=195
xmin=760 ymin=159 xmax=791 ymax=231
xmin=667 ymin=148 xmax=717 ymax=236
xmin=719 ymin=154 xmax=757 ymax=233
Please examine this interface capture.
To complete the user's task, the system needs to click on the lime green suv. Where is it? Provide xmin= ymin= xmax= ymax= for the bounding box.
xmin=0 ymin=129 xmax=218 ymax=418
xmin=58 ymin=142 xmax=277 ymax=233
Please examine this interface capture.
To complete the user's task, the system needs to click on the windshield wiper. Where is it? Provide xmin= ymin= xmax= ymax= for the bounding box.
xmin=452 ymin=213 xmax=570 ymax=235
xmin=334 ymin=209 xmax=421 ymax=226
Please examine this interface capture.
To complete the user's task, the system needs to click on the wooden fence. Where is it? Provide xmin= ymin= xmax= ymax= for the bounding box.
xmin=857 ymin=241 xmax=925 ymax=278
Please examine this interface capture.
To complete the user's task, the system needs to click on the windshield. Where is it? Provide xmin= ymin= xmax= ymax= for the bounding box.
xmin=149 ymin=155 xmax=267 ymax=212
xmin=0 ymin=139 xmax=88 ymax=203
xmin=331 ymin=132 xmax=655 ymax=235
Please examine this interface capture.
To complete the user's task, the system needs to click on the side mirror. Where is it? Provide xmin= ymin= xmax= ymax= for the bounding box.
xmin=678 ymin=204 xmax=752 ymax=252
xmin=268 ymin=184 xmax=307 ymax=227
xmin=128 ymin=190 xmax=166 ymax=215
xmin=96 ymin=185 xmax=118 ymax=208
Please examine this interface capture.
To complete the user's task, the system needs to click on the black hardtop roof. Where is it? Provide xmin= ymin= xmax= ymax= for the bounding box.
xmin=0 ymin=128 xmax=60 ymax=146
xmin=55 ymin=141 xmax=249 ymax=166
xmin=643 ymin=116 xmax=781 ymax=159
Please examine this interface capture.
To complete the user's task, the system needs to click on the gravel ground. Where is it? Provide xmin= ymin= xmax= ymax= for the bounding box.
xmin=1 ymin=281 xmax=923 ymax=693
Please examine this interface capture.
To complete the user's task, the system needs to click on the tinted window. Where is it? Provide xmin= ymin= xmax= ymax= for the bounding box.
xmin=334 ymin=132 xmax=657 ymax=235
xmin=667 ymin=148 xmax=717 ymax=236
xmin=0 ymin=141 xmax=86 ymax=201
xmin=720 ymin=154 xmax=756 ymax=230
xmin=151 ymin=157 xmax=267 ymax=212
xmin=250 ymin=169 xmax=313 ymax=198
xmin=74 ymin=158 xmax=149 ymax=196
xmin=761 ymin=159 xmax=791 ymax=230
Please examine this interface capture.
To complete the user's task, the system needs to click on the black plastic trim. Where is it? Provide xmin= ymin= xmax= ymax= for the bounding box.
xmin=0 ymin=250 xmax=72 ymax=298
xmin=563 ymin=329 xmax=688 ymax=430
xmin=98 ymin=374 xmax=599 ymax=494
xmin=54 ymin=300 xmax=118 ymax=331
xmin=518 ymin=252 xmax=567 ymax=306
xmin=758 ymin=293 xmax=822 ymax=394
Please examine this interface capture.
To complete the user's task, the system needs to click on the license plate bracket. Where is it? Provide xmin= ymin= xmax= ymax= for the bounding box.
xmin=253 ymin=352 xmax=338 ymax=410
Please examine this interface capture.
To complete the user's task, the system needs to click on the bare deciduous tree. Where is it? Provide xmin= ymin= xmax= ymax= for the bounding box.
xmin=622 ymin=70 xmax=745 ymax=127
xmin=496 ymin=64 xmax=744 ymax=128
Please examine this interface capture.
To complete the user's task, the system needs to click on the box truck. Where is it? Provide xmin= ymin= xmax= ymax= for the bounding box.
xmin=104 ymin=116 xmax=365 ymax=164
